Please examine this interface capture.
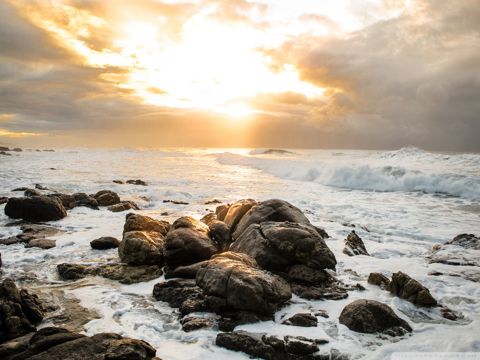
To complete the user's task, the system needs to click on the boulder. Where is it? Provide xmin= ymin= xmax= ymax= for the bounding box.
xmin=0 ymin=278 xmax=44 ymax=343
xmin=200 ymin=213 xmax=232 ymax=252
xmin=339 ymin=299 xmax=412 ymax=336
xmin=118 ymin=231 xmax=165 ymax=265
xmin=164 ymin=217 xmax=217 ymax=268
xmin=368 ymin=272 xmax=391 ymax=289
xmin=196 ymin=252 xmax=291 ymax=315
xmin=282 ymin=313 xmax=317 ymax=327
xmin=50 ymin=194 xmax=76 ymax=210
xmin=4 ymin=196 xmax=67 ymax=222
xmin=232 ymin=199 xmax=316 ymax=239
xmin=215 ymin=204 xmax=230 ymax=221
xmin=231 ymin=221 xmax=336 ymax=272
xmin=92 ymin=190 xmax=120 ymax=207
xmin=108 ymin=201 xmax=139 ymax=212
xmin=123 ymin=213 xmax=170 ymax=235
xmin=446 ymin=233 xmax=480 ymax=249
xmin=222 ymin=199 xmax=256 ymax=232
xmin=90 ymin=237 xmax=120 ymax=250
xmin=429 ymin=234 xmax=480 ymax=267
xmin=72 ymin=193 xmax=98 ymax=209
xmin=57 ymin=263 xmax=163 ymax=284
xmin=343 ymin=230 xmax=369 ymax=256
xmin=216 ymin=331 xmax=327 ymax=360
xmin=0 ymin=326 xmax=157 ymax=360
xmin=389 ymin=272 xmax=437 ymax=307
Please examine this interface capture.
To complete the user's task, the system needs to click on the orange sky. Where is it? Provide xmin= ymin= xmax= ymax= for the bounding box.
xmin=0 ymin=0 xmax=479 ymax=150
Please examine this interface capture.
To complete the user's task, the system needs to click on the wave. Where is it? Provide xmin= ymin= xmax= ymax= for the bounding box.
xmin=216 ymin=153 xmax=480 ymax=200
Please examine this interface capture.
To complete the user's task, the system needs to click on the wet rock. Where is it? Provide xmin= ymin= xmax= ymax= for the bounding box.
xmin=0 ymin=197 xmax=8 ymax=205
xmin=164 ymin=216 xmax=217 ymax=268
xmin=232 ymin=199 xmax=320 ymax=239
xmin=25 ymin=239 xmax=56 ymax=249
xmin=339 ymin=299 xmax=412 ymax=336
xmin=57 ymin=263 xmax=163 ymax=284
xmin=118 ymin=231 xmax=165 ymax=265
xmin=196 ymin=252 xmax=291 ymax=315
xmin=123 ymin=213 xmax=170 ymax=235
xmin=0 ymin=151 xmax=11 ymax=156
xmin=164 ymin=261 xmax=207 ymax=279
xmin=429 ymin=234 xmax=480 ymax=266
xmin=24 ymin=189 xmax=42 ymax=197
xmin=343 ymin=230 xmax=369 ymax=256
xmin=282 ymin=313 xmax=318 ymax=327
xmin=49 ymin=194 xmax=76 ymax=210
xmin=12 ymin=187 xmax=29 ymax=192
xmin=215 ymin=204 xmax=230 ymax=221
xmin=223 ymin=199 xmax=257 ymax=232
xmin=200 ymin=213 xmax=232 ymax=252
xmin=72 ymin=193 xmax=99 ymax=209
xmin=126 ymin=179 xmax=147 ymax=186
xmin=153 ymin=279 xmax=205 ymax=310
xmin=231 ymin=221 xmax=336 ymax=272
xmin=4 ymin=196 xmax=67 ymax=222
xmin=0 ymin=278 xmax=44 ymax=343
xmin=108 ymin=201 xmax=139 ymax=212
xmin=93 ymin=190 xmax=120 ymax=207
xmin=289 ymin=283 xmax=349 ymax=300
xmin=163 ymin=199 xmax=189 ymax=205
xmin=217 ymin=311 xmax=271 ymax=332
xmin=216 ymin=331 xmax=322 ymax=360
xmin=181 ymin=317 xmax=212 ymax=332
xmin=389 ymin=272 xmax=437 ymax=307
xmin=205 ymin=199 xmax=222 ymax=205
xmin=0 ymin=326 xmax=157 ymax=360
xmin=368 ymin=272 xmax=391 ymax=289
xmin=34 ymin=184 xmax=48 ymax=190
xmin=90 ymin=237 xmax=120 ymax=250
xmin=112 ymin=180 xmax=124 ymax=184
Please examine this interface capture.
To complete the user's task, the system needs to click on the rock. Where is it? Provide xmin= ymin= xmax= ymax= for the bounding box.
xmin=12 ymin=148 xmax=22 ymax=152
xmin=12 ymin=187 xmax=29 ymax=192
xmin=34 ymin=184 xmax=48 ymax=190
xmin=282 ymin=313 xmax=318 ymax=327
xmin=428 ymin=234 xmax=480 ymax=267
xmin=113 ymin=180 xmax=124 ymax=184
xmin=217 ymin=311 xmax=271 ymax=332
xmin=163 ymin=199 xmax=189 ymax=205
xmin=0 ymin=326 xmax=157 ymax=360
xmin=57 ymin=263 xmax=163 ymax=284
xmin=200 ymin=213 xmax=232 ymax=252
xmin=153 ymin=279 xmax=206 ymax=311
xmin=216 ymin=331 xmax=322 ymax=360
xmin=196 ymin=252 xmax=291 ymax=315
xmin=0 ymin=278 xmax=44 ymax=342
xmin=389 ymin=272 xmax=437 ymax=307
xmin=181 ymin=317 xmax=212 ymax=332
xmin=90 ymin=237 xmax=120 ymax=250
xmin=126 ymin=179 xmax=147 ymax=186
xmin=164 ymin=217 xmax=217 ymax=268
xmin=0 ymin=197 xmax=8 ymax=205
xmin=231 ymin=221 xmax=336 ymax=272
xmin=205 ymin=199 xmax=222 ymax=205
xmin=164 ymin=261 xmax=207 ymax=279
xmin=123 ymin=213 xmax=170 ymax=235
xmin=232 ymin=199 xmax=318 ymax=239
xmin=49 ymin=194 xmax=76 ymax=210
xmin=0 ymin=151 xmax=11 ymax=156
xmin=108 ymin=201 xmax=139 ymax=212
xmin=72 ymin=193 xmax=99 ymax=209
xmin=368 ymin=272 xmax=391 ymax=289
xmin=118 ymin=231 xmax=165 ymax=265
xmin=93 ymin=190 xmax=120 ymax=207
xmin=289 ymin=282 xmax=349 ymax=301
xmin=4 ymin=196 xmax=67 ymax=222
xmin=339 ymin=299 xmax=412 ymax=336
xmin=24 ymin=189 xmax=42 ymax=197
xmin=215 ymin=204 xmax=230 ymax=221
xmin=343 ymin=230 xmax=369 ymax=256
xmin=223 ymin=199 xmax=257 ymax=232
xmin=25 ymin=239 xmax=56 ymax=249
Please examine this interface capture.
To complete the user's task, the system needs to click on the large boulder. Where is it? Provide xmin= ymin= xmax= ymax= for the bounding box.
xmin=195 ymin=252 xmax=291 ymax=315
xmin=0 ymin=326 xmax=157 ymax=360
xmin=231 ymin=221 xmax=336 ymax=272
xmin=123 ymin=213 xmax=170 ymax=235
xmin=0 ymin=278 xmax=44 ymax=343
xmin=4 ymin=196 xmax=67 ymax=222
xmin=343 ymin=230 xmax=369 ymax=256
xmin=389 ymin=272 xmax=437 ymax=307
xmin=118 ymin=231 xmax=165 ymax=265
xmin=164 ymin=217 xmax=217 ymax=268
xmin=92 ymin=190 xmax=120 ymax=207
xmin=222 ymin=199 xmax=256 ymax=232
xmin=339 ymin=299 xmax=412 ymax=336
xmin=232 ymin=199 xmax=314 ymax=239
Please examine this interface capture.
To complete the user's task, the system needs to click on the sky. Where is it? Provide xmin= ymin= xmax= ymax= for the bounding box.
xmin=0 ymin=0 xmax=479 ymax=150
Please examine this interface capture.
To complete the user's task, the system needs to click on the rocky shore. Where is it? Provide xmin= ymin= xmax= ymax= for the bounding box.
xmin=0 ymin=186 xmax=478 ymax=359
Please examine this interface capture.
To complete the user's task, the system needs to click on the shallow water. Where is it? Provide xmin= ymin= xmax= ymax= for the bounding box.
xmin=1 ymin=147 xmax=479 ymax=359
